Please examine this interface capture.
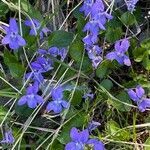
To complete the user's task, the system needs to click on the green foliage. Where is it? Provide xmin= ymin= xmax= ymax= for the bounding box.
xmin=13 ymin=0 xmax=42 ymax=19
xmin=100 ymin=79 xmax=113 ymax=91
xmin=109 ymin=91 xmax=132 ymax=112
xmin=0 ymin=0 xmax=149 ymax=149
xmin=0 ymin=106 xmax=8 ymax=122
xmin=69 ymin=39 xmax=84 ymax=62
xmin=105 ymin=27 xmax=122 ymax=43
xmin=96 ymin=60 xmax=112 ymax=79
xmin=133 ymin=38 xmax=150 ymax=70
xmin=106 ymin=120 xmax=130 ymax=141
xmin=106 ymin=17 xmax=123 ymax=42
xmin=58 ymin=111 xmax=86 ymax=144
xmin=144 ymin=137 xmax=150 ymax=150
xmin=4 ymin=50 xmax=25 ymax=78
xmin=121 ymin=12 xmax=136 ymax=26
xmin=48 ymin=30 xmax=74 ymax=48
xmin=0 ymin=2 xmax=8 ymax=16
xmin=15 ymin=104 xmax=34 ymax=118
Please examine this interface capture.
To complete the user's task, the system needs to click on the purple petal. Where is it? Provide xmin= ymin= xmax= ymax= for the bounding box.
xmin=65 ymin=142 xmax=79 ymax=150
xmin=9 ymin=18 xmax=18 ymax=33
xmin=27 ymin=96 xmax=37 ymax=108
xmin=18 ymin=96 xmax=27 ymax=106
xmin=127 ymin=89 xmax=139 ymax=102
xmin=121 ymin=39 xmax=130 ymax=52
xmin=92 ymin=56 xmax=102 ymax=68
xmin=24 ymin=20 xmax=32 ymax=27
xmin=79 ymin=129 xmax=89 ymax=143
xmin=38 ymin=49 xmax=47 ymax=55
xmin=70 ymin=127 xmax=80 ymax=142
xmin=40 ymin=32 xmax=44 ymax=39
xmin=115 ymin=55 xmax=124 ymax=65
xmin=29 ymin=29 xmax=37 ymax=36
xmin=9 ymin=40 xmax=19 ymax=50
xmin=52 ymin=86 xmax=63 ymax=101
xmin=31 ymin=62 xmax=42 ymax=71
xmin=88 ymin=121 xmax=101 ymax=131
xmin=138 ymin=98 xmax=150 ymax=112
xmin=35 ymin=95 xmax=44 ymax=104
xmin=123 ymin=55 xmax=131 ymax=66
xmin=17 ymin=35 xmax=26 ymax=46
xmin=106 ymin=52 xmax=117 ymax=61
xmin=115 ymin=40 xmax=121 ymax=52
xmin=46 ymin=101 xmax=62 ymax=113
xmin=136 ymin=85 xmax=145 ymax=99
xmin=48 ymin=47 xmax=59 ymax=57
xmin=42 ymin=27 xmax=50 ymax=34
xmin=2 ymin=35 xmax=10 ymax=44
xmin=87 ymin=139 xmax=105 ymax=150
xmin=61 ymin=100 xmax=69 ymax=108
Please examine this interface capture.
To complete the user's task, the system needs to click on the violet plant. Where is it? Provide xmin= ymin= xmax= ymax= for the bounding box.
xmin=0 ymin=0 xmax=149 ymax=149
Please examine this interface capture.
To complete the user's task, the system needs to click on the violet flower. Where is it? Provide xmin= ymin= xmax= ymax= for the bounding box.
xmin=125 ymin=0 xmax=139 ymax=12
xmin=2 ymin=18 xmax=26 ymax=50
xmin=1 ymin=130 xmax=15 ymax=144
xmin=106 ymin=39 xmax=131 ymax=66
xmin=24 ymin=18 xmax=49 ymax=39
xmin=127 ymin=85 xmax=150 ymax=112
xmin=65 ymin=127 xmax=104 ymax=150
xmin=46 ymin=86 xmax=69 ymax=113
xmin=25 ymin=71 xmax=44 ymax=84
xmin=88 ymin=121 xmax=101 ymax=132
xmin=80 ymin=0 xmax=94 ymax=16
xmin=48 ymin=47 xmax=67 ymax=61
xmin=81 ymin=0 xmax=112 ymax=68
xmin=31 ymin=56 xmax=53 ymax=73
xmin=18 ymin=82 xmax=44 ymax=108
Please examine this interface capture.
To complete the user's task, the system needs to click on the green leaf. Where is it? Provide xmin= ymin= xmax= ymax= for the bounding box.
xmin=51 ymin=140 xmax=64 ymax=150
xmin=144 ymin=137 xmax=150 ymax=150
xmin=13 ymin=0 xmax=42 ymax=20
xmin=141 ymin=38 xmax=150 ymax=49
xmin=71 ymin=89 xmax=83 ymax=106
xmin=110 ymin=91 xmax=132 ymax=112
xmin=106 ymin=120 xmax=130 ymax=141
xmin=142 ymin=52 xmax=150 ymax=70
xmin=105 ymin=27 xmax=122 ymax=43
xmin=58 ymin=112 xmax=86 ymax=144
xmin=133 ymin=47 xmax=145 ymax=62
xmin=0 ymin=2 xmax=8 ymax=16
xmin=121 ymin=12 xmax=136 ymax=26
xmin=4 ymin=51 xmax=25 ymax=78
xmin=100 ymin=79 xmax=113 ymax=91
xmin=96 ymin=60 xmax=112 ymax=79
xmin=15 ymin=104 xmax=34 ymax=118
xmin=0 ymin=106 xmax=8 ymax=122
xmin=48 ymin=30 xmax=74 ymax=48
xmin=69 ymin=39 xmax=84 ymax=62
xmin=73 ymin=8 xmax=86 ymax=36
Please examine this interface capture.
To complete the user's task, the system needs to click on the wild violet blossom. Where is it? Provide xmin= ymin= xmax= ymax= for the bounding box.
xmin=38 ymin=47 xmax=68 ymax=61
xmin=65 ymin=127 xmax=104 ymax=150
xmin=25 ymin=71 xmax=44 ymax=84
xmin=1 ymin=130 xmax=15 ymax=144
xmin=81 ymin=0 xmax=112 ymax=68
xmin=46 ymin=86 xmax=69 ymax=113
xmin=128 ymin=85 xmax=150 ymax=112
xmin=106 ymin=39 xmax=131 ymax=66
xmin=88 ymin=121 xmax=101 ymax=132
xmin=2 ymin=18 xmax=26 ymax=50
xmin=24 ymin=18 xmax=49 ymax=39
xmin=125 ymin=0 xmax=139 ymax=12
xmin=18 ymin=82 xmax=44 ymax=108
xmin=31 ymin=56 xmax=53 ymax=73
